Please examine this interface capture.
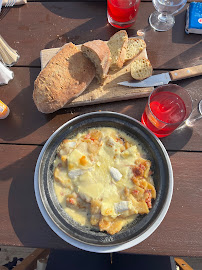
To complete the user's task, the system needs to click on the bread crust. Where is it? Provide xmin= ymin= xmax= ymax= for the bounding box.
xmin=33 ymin=42 xmax=95 ymax=113
xmin=81 ymin=40 xmax=111 ymax=82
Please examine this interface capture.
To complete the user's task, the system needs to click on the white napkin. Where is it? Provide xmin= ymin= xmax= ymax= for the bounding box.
xmin=2 ymin=0 xmax=27 ymax=6
xmin=0 ymin=61 xmax=13 ymax=85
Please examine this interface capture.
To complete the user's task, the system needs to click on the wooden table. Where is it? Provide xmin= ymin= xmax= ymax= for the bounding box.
xmin=0 ymin=0 xmax=202 ymax=257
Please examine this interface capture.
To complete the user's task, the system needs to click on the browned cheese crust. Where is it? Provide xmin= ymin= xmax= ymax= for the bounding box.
xmin=33 ymin=42 xmax=95 ymax=113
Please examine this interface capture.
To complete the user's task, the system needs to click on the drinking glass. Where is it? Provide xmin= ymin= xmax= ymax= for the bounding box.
xmin=107 ymin=0 xmax=141 ymax=29
xmin=149 ymin=0 xmax=187 ymax=32
xmin=141 ymin=84 xmax=192 ymax=138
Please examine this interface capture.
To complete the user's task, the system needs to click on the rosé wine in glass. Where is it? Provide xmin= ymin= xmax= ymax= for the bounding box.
xmin=141 ymin=84 xmax=192 ymax=138
xmin=107 ymin=0 xmax=141 ymax=29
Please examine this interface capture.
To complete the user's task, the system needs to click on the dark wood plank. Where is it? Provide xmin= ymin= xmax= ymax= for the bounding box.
xmin=0 ymin=144 xmax=202 ymax=256
xmin=0 ymin=145 xmax=67 ymax=248
xmin=1 ymin=2 xmax=201 ymax=69
xmin=0 ymin=67 xmax=202 ymax=151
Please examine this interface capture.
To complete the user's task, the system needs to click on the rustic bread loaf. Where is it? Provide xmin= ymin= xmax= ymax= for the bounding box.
xmin=81 ymin=40 xmax=111 ymax=82
xmin=107 ymin=30 xmax=128 ymax=70
xmin=131 ymin=58 xmax=153 ymax=80
xmin=33 ymin=42 xmax=95 ymax=113
xmin=125 ymin=38 xmax=146 ymax=61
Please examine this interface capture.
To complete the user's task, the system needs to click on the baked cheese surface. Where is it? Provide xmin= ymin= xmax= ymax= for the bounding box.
xmin=53 ymin=127 xmax=156 ymax=235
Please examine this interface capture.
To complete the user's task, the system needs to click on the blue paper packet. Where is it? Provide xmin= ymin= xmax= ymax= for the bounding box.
xmin=185 ymin=2 xmax=202 ymax=34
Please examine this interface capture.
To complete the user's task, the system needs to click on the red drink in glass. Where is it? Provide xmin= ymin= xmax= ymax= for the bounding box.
xmin=107 ymin=0 xmax=141 ymax=29
xmin=141 ymin=84 xmax=192 ymax=138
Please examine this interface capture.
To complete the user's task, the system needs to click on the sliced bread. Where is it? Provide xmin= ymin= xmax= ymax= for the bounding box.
xmin=131 ymin=58 xmax=153 ymax=80
xmin=81 ymin=40 xmax=111 ymax=82
xmin=107 ymin=30 xmax=128 ymax=70
xmin=125 ymin=38 xmax=146 ymax=61
xmin=33 ymin=42 xmax=95 ymax=113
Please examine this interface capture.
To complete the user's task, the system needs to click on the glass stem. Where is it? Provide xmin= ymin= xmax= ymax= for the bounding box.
xmin=158 ymin=12 xmax=168 ymax=23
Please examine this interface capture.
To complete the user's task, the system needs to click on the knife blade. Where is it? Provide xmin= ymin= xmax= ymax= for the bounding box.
xmin=118 ymin=65 xmax=202 ymax=88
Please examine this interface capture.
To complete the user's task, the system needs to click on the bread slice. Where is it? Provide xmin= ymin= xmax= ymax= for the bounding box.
xmin=131 ymin=58 xmax=153 ymax=80
xmin=107 ymin=30 xmax=128 ymax=70
xmin=81 ymin=40 xmax=111 ymax=82
xmin=33 ymin=42 xmax=95 ymax=113
xmin=125 ymin=38 xmax=146 ymax=61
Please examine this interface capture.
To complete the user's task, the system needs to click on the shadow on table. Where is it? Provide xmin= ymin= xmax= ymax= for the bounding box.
xmin=159 ymin=40 xmax=202 ymax=69
xmin=161 ymin=123 xmax=193 ymax=154
xmin=0 ymin=64 xmax=79 ymax=143
xmin=172 ymin=11 xmax=201 ymax=45
xmin=0 ymin=67 xmax=53 ymax=142
xmin=42 ymin=2 xmax=117 ymax=49
xmin=45 ymin=17 xmax=113 ymax=49
xmin=5 ymin=146 xmax=69 ymax=248
xmin=42 ymin=1 xmax=149 ymax=49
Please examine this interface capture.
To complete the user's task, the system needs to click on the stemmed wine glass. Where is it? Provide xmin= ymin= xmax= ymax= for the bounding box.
xmin=149 ymin=0 xmax=187 ymax=32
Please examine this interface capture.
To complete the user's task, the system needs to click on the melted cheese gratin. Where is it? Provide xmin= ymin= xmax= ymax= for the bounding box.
xmin=53 ymin=127 xmax=156 ymax=235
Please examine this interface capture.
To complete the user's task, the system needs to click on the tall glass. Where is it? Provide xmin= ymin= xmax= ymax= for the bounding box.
xmin=149 ymin=0 xmax=187 ymax=32
xmin=141 ymin=84 xmax=192 ymax=138
xmin=107 ymin=0 xmax=141 ymax=29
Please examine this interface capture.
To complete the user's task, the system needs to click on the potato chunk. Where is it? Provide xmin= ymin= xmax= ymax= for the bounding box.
xmin=99 ymin=217 xmax=125 ymax=235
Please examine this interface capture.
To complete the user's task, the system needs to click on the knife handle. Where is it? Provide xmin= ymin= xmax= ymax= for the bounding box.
xmin=169 ymin=65 xmax=202 ymax=81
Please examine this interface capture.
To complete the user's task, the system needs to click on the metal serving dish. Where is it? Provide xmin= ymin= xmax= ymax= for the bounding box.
xmin=34 ymin=111 xmax=173 ymax=252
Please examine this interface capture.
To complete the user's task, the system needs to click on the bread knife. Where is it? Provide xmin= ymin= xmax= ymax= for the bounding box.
xmin=118 ymin=65 xmax=202 ymax=88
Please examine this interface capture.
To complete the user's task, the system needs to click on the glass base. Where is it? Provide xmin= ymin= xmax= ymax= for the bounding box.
xmin=141 ymin=115 xmax=172 ymax=138
xmin=107 ymin=13 xmax=135 ymax=29
xmin=149 ymin=11 xmax=175 ymax=32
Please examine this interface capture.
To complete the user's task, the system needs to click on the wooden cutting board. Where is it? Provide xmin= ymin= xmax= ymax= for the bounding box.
xmin=40 ymin=41 xmax=153 ymax=109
